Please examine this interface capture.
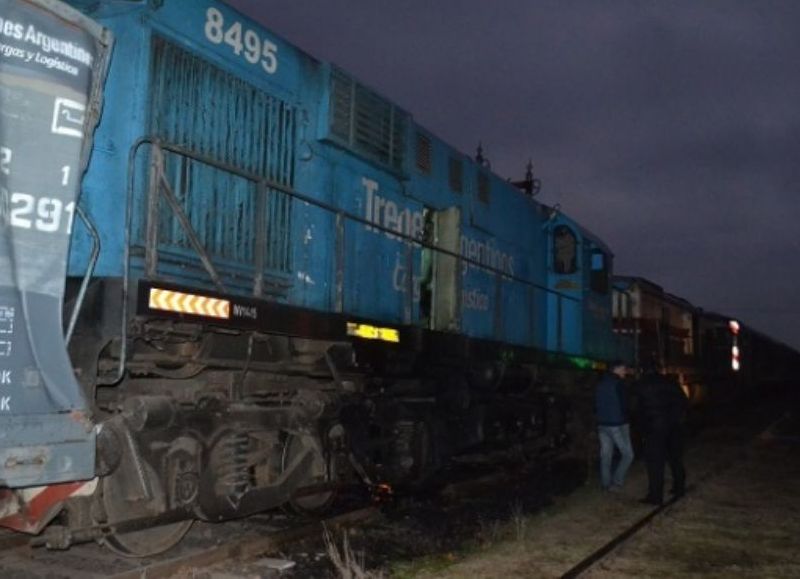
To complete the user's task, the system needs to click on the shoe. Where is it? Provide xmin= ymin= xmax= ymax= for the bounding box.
xmin=608 ymin=485 xmax=623 ymax=493
xmin=638 ymin=496 xmax=662 ymax=506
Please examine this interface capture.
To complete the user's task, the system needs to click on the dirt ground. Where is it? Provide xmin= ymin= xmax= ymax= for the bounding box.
xmin=405 ymin=411 xmax=800 ymax=579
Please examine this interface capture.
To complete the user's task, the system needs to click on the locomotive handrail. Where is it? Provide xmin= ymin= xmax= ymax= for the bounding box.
xmin=130 ymin=137 xmax=579 ymax=301
xmin=144 ymin=145 xmax=227 ymax=292
xmin=104 ymin=137 xmax=580 ymax=385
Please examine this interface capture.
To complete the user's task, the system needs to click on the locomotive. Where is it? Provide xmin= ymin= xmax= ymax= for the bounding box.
xmin=612 ymin=275 xmax=800 ymax=407
xmin=1 ymin=0 xmax=793 ymax=557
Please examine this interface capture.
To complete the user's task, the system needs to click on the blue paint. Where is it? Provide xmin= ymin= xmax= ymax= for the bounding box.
xmin=65 ymin=0 xmax=617 ymax=362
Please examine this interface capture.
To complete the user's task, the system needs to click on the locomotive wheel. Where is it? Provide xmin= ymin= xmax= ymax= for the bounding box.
xmin=282 ymin=434 xmax=336 ymax=515
xmin=104 ymin=519 xmax=193 ymax=558
xmin=100 ymin=461 xmax=193 ymax=557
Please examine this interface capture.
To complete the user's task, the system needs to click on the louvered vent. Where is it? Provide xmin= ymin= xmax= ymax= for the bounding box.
xmin=448 ymin=157 xmax=463 ymax=193
xmin=416 ymin=133 xmax=432 ymax=174
xmin=477 ymin=172 xmax=491 ymax=204
xmin=148 ymin=37 xmax=293 ymax=277
xmin=329 ymin=67 xmax=407 ymax=173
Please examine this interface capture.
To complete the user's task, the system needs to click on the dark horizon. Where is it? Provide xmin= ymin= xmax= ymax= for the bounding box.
xmin=229 ymin=0 xmax=800 ymax=350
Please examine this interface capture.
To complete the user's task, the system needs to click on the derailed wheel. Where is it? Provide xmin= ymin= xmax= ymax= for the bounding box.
xmin=282 ymin=433 xmax=336 ymax=515
xmin=100 ymin=461 xmax=193 ymax=557
xmin=104 ymin=520 xmax=193 ymax=557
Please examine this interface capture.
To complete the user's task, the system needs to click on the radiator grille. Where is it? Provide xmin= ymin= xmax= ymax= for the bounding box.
xmin=329 ymin=67 xmax=406 ymax=173
xmin=448 ymin=157 xmax=463 ymax=193
xmin=416 ymin=133 xmax=432 ymax=175
xmin=148 ymin=37 xmax=293 ymax=277
xmin=477 ymin=172 xmax=491 ymax=204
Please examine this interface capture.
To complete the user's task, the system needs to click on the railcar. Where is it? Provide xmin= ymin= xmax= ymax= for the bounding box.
xmin=612 ymin=276 xmax=701 ymax=400
xmin=0 ymin=0 xmax=619 ymax=554
xmin=613 ymin=277 xmax=800 ymax=408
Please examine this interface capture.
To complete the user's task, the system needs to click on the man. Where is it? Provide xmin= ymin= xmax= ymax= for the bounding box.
xmin=635 ymin=362 xmax=689 ymax=505
xmin=594 ymin=361 xmax=634 ymax=492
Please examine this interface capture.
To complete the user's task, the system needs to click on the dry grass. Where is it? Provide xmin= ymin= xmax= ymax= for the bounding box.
xmin=509 ymin=500 xmax=527 ymax=543
xmin=408 ymin=428 xmax=800 ymax=579
xmin=324 ymin=527 xmax=386 ymax=579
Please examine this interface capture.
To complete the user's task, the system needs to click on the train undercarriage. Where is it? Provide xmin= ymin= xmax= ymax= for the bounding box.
xmin=0 ymin=279 xmax=579 ymax=556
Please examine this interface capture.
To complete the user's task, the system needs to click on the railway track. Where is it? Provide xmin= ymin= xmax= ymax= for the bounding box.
xmin=0 ymin=507 xmax=377 ymax=578
xmin=0 ymin=450 xmax=560 ymax=578
xmin=559 ymin=408 xmax=792 ymax=578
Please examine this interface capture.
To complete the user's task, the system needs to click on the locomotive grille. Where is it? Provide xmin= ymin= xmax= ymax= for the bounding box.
xmin=416 ymin=133 xmax=432 ymax=175
xmin=329 ymin=67 xmax=407 ymax=174
xmin=448 ymin=157 xmax=463 ymax=193
xmin=146 ymin=37 xmax=293 ymax=278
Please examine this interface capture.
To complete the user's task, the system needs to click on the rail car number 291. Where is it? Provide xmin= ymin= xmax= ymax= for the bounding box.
xmin=204 ymin=7 xmax=279 ymax=74
xmin=1 ymin=145 xmax=76 ymax=235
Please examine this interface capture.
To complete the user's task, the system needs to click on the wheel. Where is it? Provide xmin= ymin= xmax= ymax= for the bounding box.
xmin=104 ymin=520 xmax=193 ymax=557
xmin=282 ymin=433 xmax=336 ymax=515
xmin=100 ymin=460 xmax=193 ymax=557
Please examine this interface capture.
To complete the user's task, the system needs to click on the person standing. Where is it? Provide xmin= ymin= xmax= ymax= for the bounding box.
xmin=635 ymin=363 xmax=689 ymax=505
xmin=594 ymin=361 xmax=634 ymax=491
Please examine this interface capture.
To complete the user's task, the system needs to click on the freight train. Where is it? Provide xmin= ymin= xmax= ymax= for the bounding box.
xmin=612 ymin=276 xmax=799 ymax=406
xmin=0 ymin=0 xmax=796 ymax=556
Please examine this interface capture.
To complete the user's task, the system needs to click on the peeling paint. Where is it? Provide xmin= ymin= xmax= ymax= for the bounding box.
xmin=296 ymin=271 xmax=315 ymax=285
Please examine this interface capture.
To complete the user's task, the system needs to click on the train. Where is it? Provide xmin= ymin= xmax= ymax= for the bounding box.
xmin=0 ymin=0 xmax=797 ymax=556
xmin=612 ymin=276 xmax=799 ymax=406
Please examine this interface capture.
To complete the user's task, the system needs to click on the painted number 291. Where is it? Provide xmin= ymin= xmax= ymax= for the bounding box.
xmin=10 ymin=193 xmax=76 ymax=234
xmin=204 ymin=7 xmax=278 ymax=74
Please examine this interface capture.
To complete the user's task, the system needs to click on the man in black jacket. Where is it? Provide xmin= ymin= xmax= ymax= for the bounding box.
xmin=635 ymin=363 xmax=689 ymax=505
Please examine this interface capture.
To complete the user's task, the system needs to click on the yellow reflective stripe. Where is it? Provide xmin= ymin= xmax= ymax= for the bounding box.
xmin=346 ymin=322 xmax=400 ymax=343
xmin=148 ymin=288 xmax=230 ymax=319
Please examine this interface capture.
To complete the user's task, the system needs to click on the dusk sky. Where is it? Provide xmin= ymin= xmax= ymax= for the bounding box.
xmin=228 ymin=0 xmax=800 ymax=349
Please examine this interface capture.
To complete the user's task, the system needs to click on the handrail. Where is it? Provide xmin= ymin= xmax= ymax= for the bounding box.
xmin=100 ymin=137 xmax=580 ymax=386
xmin=65 ymin=204 xmax=101 ymax=345
xmin=130 ymin=137 xmax=579 ymax=303
xmin=145 ymin=146 xmax=226 ymax=292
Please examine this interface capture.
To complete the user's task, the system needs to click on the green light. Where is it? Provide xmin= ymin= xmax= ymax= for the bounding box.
xmin=567 ymin=356 xmax=597 ymax=370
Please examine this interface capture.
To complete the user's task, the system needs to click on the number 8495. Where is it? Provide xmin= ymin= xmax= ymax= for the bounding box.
xmin=204 ymin=7 xmax=278 ymax=74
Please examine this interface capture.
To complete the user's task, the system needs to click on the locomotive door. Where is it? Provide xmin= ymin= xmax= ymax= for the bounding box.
xmin=430 ymin=207 xmax=461 ymax=332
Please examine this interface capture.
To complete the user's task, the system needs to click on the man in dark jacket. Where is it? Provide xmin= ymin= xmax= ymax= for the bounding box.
xmin=595 ymin=361 xmax=634 ymax=491
xmin=635 ymin=363 xmax=689 ymax=505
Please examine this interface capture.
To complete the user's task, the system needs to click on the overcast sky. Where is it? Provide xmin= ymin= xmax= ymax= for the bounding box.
xmin=227 ymin=0 xmax=800 ymax=349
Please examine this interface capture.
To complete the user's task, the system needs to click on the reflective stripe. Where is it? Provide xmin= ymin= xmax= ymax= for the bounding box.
xmin=149 ymin=288 xmax=230 ymax=319
xmin=346 ymin=322 xmax=400 ymax=343
xmin=0 ymin=479 xmax=97 ymax=534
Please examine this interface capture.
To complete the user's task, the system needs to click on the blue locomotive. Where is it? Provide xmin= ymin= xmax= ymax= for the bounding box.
xmin=0 ymin=0 xmax=623 ymax=554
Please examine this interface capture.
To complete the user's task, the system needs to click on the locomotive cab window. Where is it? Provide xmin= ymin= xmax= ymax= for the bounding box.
xmin=590 ymin=250 xmax=609 ymax=294
xmin=553 ymin=225 xmax=577 ymax=274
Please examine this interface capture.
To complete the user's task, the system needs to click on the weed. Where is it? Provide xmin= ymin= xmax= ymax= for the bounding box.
xmin=510 ymin=500 xmax=527 ymax=542
xmin=323 ymin=527 xmax=386 ymax=579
